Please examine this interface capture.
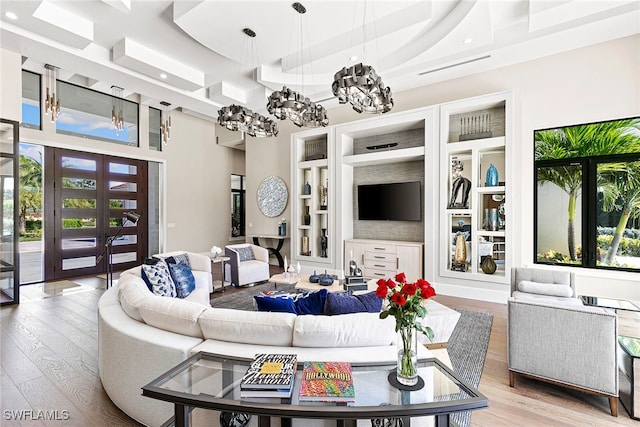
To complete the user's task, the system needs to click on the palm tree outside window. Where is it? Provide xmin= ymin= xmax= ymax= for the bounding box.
xmin=534 ymin=118 xmax=640 ymax=271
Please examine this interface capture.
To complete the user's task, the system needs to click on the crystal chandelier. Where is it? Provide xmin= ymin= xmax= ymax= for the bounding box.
xmin=266 ymin=86 xmax=328 ymax=128
xmin=216 ymin=28 xmax=278 ymax=138
xmin=160 ymin=101 xmax=171 ymax=144
xmin=44 ymin=64 xmax=61 ymax=122
xmin=332 ymin=63 xmax=393 ymax=114
xmin=266 ymin=2 xmax=328 ymax=128
xmin=111 ymin=85 xmax=125 ymax=134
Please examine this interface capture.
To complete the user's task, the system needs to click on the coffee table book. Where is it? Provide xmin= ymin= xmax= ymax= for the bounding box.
xmin=298 ymin=361 xmax=355 ymax=402
xmin=240 ymin=354 xmax=297 ymax=395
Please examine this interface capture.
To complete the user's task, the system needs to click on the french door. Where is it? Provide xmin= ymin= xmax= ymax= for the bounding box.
xmin=43 ymin=148 xmax=147 ymax=280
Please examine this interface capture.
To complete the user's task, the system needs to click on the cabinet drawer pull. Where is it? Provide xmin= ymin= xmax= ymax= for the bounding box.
xmin=374 ymin=264 xmax=385 ymax=268
xmin=374 ymin=247 xmax=385 ymax=251
xmin=374 ymin=256 xmax=385 ymax=259
xmin=374 ymin=272 xmax=385 ymax=276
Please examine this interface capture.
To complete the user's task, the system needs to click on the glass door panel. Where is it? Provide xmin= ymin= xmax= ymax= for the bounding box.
xmin=0 ymin=119 xmax=19 ymax=305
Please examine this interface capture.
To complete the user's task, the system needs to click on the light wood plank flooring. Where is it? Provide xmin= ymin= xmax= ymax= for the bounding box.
xmin=1 ymin=279 xmax=638 ymax=426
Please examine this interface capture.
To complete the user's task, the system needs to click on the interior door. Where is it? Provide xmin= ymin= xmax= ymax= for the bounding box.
xmin=44 ymin=148 xmax=147 ymax=280
xmin=0 ymin=119 xmax=19 ymax=305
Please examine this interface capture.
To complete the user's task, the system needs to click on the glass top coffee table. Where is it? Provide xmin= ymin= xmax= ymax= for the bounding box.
xmin=142 ymin=352 xmax=488 ymax=427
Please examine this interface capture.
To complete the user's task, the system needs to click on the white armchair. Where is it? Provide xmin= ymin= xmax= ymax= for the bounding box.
xmin=508 ymin=267 xmax=618 ymax=416
xmin=224 ymin=244 xmax=270 ymax=287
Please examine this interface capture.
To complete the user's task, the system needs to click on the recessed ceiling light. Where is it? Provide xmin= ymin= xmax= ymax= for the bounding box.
xmin=5 ymin=11 xmax=18 ymax=20
xmin=160 ymin=73 xmax=167 ymax=79
xmin=350 ymin=55 xmax=358 ymax=62
xmin=463 ymin=37 xmax=473 ymax=44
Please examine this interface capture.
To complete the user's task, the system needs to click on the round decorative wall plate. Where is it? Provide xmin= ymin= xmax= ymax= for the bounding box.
xmin=257 ymin=176 xmax=288 ymax=217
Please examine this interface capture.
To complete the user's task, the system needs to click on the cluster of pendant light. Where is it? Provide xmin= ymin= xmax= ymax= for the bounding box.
xmin=218 ymin=1 xmax=393 ymax=138
xmin=44 ymin=64 xmax=61 ymax=123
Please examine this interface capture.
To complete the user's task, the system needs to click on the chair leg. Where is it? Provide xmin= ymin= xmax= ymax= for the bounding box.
xmin=609 ymin=396 xmax=618 ymax=417
xmin=509 ymin=370 xmax=515 ymax=388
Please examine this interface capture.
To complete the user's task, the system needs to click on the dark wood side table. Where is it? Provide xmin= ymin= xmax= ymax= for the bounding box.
xmin=252 ymin=235 xmax=287 ymax=268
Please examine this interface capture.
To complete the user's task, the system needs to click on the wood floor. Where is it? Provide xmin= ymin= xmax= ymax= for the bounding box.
xmin=1 ymin=277 xmax=638 ymax=427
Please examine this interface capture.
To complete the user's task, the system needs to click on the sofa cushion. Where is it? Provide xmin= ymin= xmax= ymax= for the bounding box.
xmin=199 ymin=308 xmax=295 ymax=346
xmin=137 ymin=296 xmax=207 ymax=338
xmin=236 ymin=246 xmax=255 ymax=262
xmin=118 ymin=277 xmax=151 ymax=321
xmin=292 ymin=312 xmax=395 ymax=348
xmin=141 ymin=260 xmax=177 ymax=298
xmin=295 ymin=289 xmax=327 ymax=315
xmin=517 ymin=280 xmax=573 ymax=297
xmin=324 ymin=291 xmax=382 ymax=315
xmin=167 ymin=261 xmax=196 ymax=299
xmin=253 ymin=294 xmax=297 ymax=314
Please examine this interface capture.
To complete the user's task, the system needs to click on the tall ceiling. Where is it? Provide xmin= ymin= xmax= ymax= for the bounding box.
xmin=1 ymin=0 xmax=639 ymax=122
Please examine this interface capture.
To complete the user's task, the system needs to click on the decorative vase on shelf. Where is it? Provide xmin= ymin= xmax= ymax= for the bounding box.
xmin=454 ymin=235 xmax=467 ymax=264
xmin=303 ymin=181 xmax=311 ymax=195
xmin=481 ymin=255 xmax=497 ymax=274
xmin=486 ymin=164 xmax=499 ymax=187
xmin=397 ymin=325 xmax=419 ymax=386
xmin=320 ymin=228 xmax=328 ymax=258
xmin=489 ymin=208 xmax=499 ymax=231
xmin=303 ymin=206 xmax=311 ymax=225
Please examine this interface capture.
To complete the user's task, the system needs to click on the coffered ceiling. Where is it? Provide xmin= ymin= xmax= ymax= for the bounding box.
xmin=1 ymin=0 xmax=639 ymax=121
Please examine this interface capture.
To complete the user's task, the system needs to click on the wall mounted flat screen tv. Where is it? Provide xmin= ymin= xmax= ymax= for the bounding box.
xmin=358 ymin=181 xmax=421 ymax=221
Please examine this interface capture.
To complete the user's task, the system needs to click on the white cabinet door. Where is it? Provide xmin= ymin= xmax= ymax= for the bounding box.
xmin=397 ymin=244 xmax=423 ymax=282
xmin=344 ymin=240 xmax=368 ymax=276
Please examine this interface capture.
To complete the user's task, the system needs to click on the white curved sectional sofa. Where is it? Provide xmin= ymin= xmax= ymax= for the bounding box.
xmin=98 ymin=252 xmax=432 ymax=427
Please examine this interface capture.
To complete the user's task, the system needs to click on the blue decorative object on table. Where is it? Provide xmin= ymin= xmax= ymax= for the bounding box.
xmin=318 ymin=270 xmax=333 ymax=286
xmin=309 ymin=271 xmax=320 ymax=283
xmin=486 ymin=163 xmax=498 ymax=187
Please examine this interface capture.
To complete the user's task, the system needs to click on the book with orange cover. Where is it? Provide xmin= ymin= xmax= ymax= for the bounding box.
xmin=297 ymin=361 xmax=355 ymax=402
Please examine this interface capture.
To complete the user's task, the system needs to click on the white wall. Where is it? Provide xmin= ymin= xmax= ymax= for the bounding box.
xmin=246 ymin=34 xmax=640 ymax=302
xmin=0 ymin=50 xmax=22 ymax=121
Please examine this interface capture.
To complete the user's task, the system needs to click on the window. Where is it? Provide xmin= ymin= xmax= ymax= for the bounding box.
xmin=534 ymin=118 xmax=640 ymax=271
xmin=149 ymin=107 xmax=162 ymax=151
xmin=231 ymin=174 xmax=245 ymax=237
xmin=55 ymin=81 xmax=139 ymax=146
xmin=21 ymin=70 xmax=41 ymax=129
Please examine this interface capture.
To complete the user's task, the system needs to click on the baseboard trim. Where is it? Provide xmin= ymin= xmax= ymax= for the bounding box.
xmin=434 ymin=282 xmax=509 ymax=304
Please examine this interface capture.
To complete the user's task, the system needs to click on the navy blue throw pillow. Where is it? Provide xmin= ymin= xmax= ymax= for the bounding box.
xmin=254 ymin=295 xmax=297 ymax=314
xmin=295 ymin=289 xmax=327 ymax=315
xmin=324 ymin=291 xmax=382 ymax=315
xmin=167 ymin=261 xmax=196 ymax=298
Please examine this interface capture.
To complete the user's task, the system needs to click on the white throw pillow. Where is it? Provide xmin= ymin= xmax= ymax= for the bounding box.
xmin=517 ymin=280 xmax=573 ymax=297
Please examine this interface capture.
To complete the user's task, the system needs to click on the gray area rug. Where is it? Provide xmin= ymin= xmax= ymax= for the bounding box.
xmin=446 ymin=308 xmax=493 ymax=427
xmin=211 ymin=286 xmax=493 ymax=427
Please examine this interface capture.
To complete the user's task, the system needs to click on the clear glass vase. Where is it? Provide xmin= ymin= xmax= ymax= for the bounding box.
xmin=396 ymin=326 xmax=419 ymax=386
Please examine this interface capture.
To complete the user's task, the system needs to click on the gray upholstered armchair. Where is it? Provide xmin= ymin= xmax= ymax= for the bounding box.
xmin=508 ymin=267 xmax=618 ymax=416
xmin=224 ymin=243 xmax=270 ymax=287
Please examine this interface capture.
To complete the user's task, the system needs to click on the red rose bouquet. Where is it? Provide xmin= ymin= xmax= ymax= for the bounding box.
xmin=376 ymin=272 xmax=436 ymax=385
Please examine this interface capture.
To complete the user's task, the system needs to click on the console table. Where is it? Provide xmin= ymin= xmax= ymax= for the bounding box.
xmin=252 ymin=235 xmax=287 ymax=268
xmin=143 ymin=351 xmax=488 ymax=427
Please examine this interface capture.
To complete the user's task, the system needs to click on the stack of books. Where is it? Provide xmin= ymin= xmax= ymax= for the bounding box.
xmin=240 ymin=354 xmax=297 ymax=398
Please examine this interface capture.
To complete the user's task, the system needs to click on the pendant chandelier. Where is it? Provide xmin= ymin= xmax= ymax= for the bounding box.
xmin=160 ymin=101 xmax=171 ymax=144
xmin=331 ymin=1 xmax=393 ymax=114
xmin=332 ymin=63 xmax=393 ymax=114
xmin=44 ymin=64 xmax=61 ymax=122
xmin=111 ymin=85 xmax=125 ymax=134
xmin=267 ymin=86 xmax=328 ymax=128
xmin=266 ymin=2 xmax=328 ymax=128
xmin=217 ymin=28 xmax=278 ymax=138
